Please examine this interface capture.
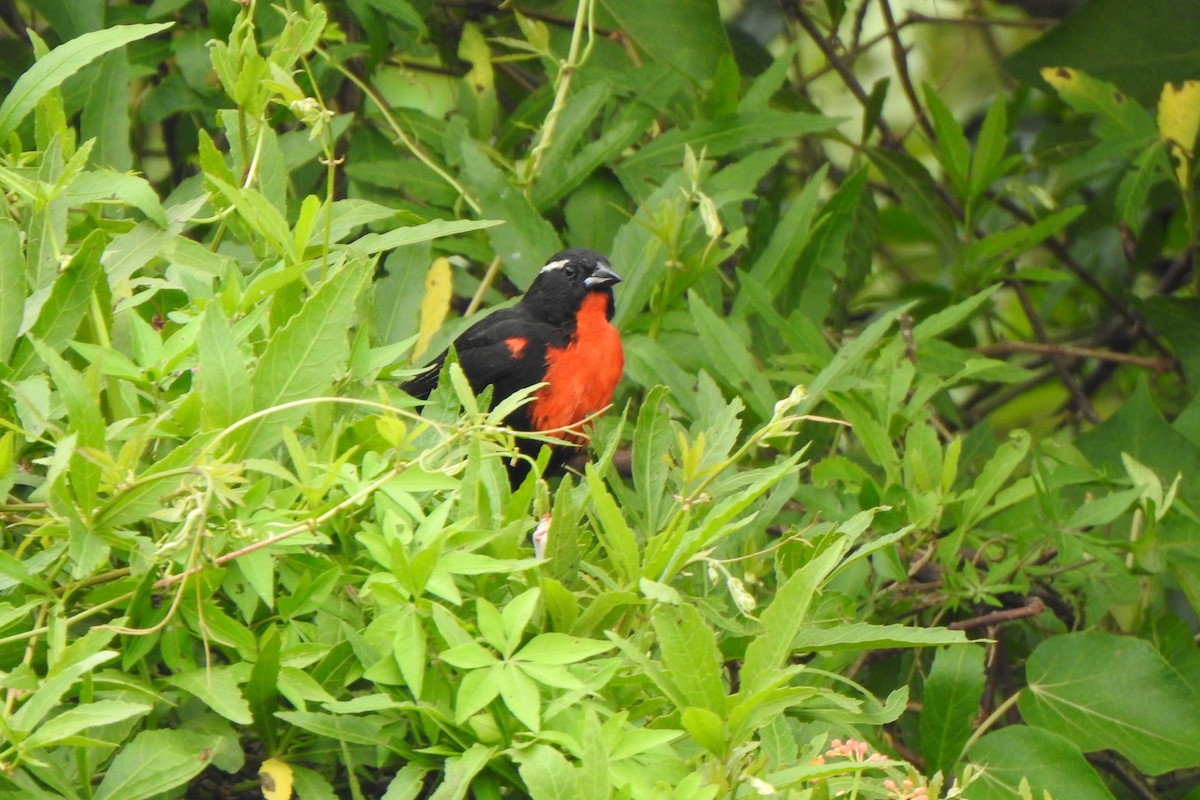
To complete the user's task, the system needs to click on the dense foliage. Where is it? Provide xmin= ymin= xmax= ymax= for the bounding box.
xmin=1 ymin=0 xmax=1199 ymax=798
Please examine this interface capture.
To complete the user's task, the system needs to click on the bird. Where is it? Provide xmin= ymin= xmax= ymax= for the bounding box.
xmin=401 ymin=248 xmax=624 ymax=484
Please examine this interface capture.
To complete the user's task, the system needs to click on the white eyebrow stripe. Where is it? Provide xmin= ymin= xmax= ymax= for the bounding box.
xmin=539 ymin=258 xmax=570 ymax=273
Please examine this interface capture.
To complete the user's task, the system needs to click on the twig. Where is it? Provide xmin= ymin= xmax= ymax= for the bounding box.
xmin=524 ymin=0 xmax=594 ymax=180
xmin=907 ymin=11 xmax=1057 ymax=29
xmin=466 ymin=255 xmax=504 ymax=315
xmin=993 ymin=193 xmax=1172 ymax=360
xmin=317 ymin=47 xmax=481 ymax=214
xmin=977 ymin=341 xmax=1174 ymax=372
xmin=787 ymin=3 xmax=895 ymax=144
xmin=878 ymin=0 xmax=934 ymax=140
xmin=1008 ymin=277 xmax=1099 ymax=423
xmin=948 ymin=596 xmax=1045 ymax=630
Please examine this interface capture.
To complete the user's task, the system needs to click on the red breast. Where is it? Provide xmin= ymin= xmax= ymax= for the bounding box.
xmin=530 ymin=292 xmax=623 ymax=442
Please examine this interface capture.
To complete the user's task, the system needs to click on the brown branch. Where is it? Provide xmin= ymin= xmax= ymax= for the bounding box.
xmin=786 ymin=2 xmax=896 ymax=145
xmin=948 ymin=596 xmax=1045 ymax=630
xmin=977 ymin=341 xmax=1174 ymax=372
xmin=879 ymin=0 xmax=934 ymax=140
xmin=1008 ymin=277 xmax=1099 ymax=423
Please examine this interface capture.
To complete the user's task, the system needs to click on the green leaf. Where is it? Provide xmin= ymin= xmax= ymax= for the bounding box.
xmin=1079 ymin=378 xmax=1200 ymax=508
xmin=651 ymin=605 xmax=725 ymax=714
xmin=585 ymin=464 xmax=640 ymax=585
xmin=393 ymin=606 xmax=427 ymax=699
xmin=81 ymin=51 xmax=133 ymax=172
xmin=516 ymin=633 xmax=613 ymax=665
xmin=0 ymin=23 xmax=173 ymax=139
xmin=970 ymin=95 xmax=1010 ymax=198
xmin=10 ymin=230 xmax=104 ymax=377
xmin=680 ymin=707 xmax=727 ymax=757
xmin=275 ymin=711 xmax=385 ymax=745
xmin=598 ymin=0 xmax=732 ymax=84
xmin=516 ymin=744 xmax=575 ymax=800
xmin=498 ymin=663 xmax=541 ymax=731
xmin=63 ymin=170 xmax=165 ymax=227
xmin=739 ymin=542 xmax=848 ymax=696
xmin=0 ymin=219 xmax=24 ymax=363
xmin=210 ymin=178 xmax=293 ymax=258
xmin=631 ymin=386 xmax=672 ymax=530
xmin=455 ymin=666 xmax=501 ymax=722
xmin=23 ymin=700 xmax=151 ymax=749
xmin=959 ymin=430 xmax=1031 ymax=531
xmin=242 ymin=262 xmax=369 ymax=454
xmin=921 ymin=646 xmax=986 ymax=776
xmin=198 ymin=302 xmax=252 ymax=431
xmin=688 ymin=293 xmax=775 ymax=421
xmin=923 ymin=84 xmax=971 ymax=199
xmin=970 ymin=726 xmax=1116 ymax=800
xmin=246 ymin=625 xmax=281 ymax=755
xmin=428 ymin=744 xmax=496 ymax=800
xmin=792 ymin=622 xmax=969 ymax=652
xmin=93 ymin=727 xmax=225 ymax=800
xmin=460 ymin=139 xmax=561 ymax=287
xmin=165 ymin=667 xmax=254 ymax=725
xmin=1019 ymin=631 xmax=1200 ymax=774
xmin=618 ymin=111 xmax=839 ymax=186
xmin=1006 ymin=0 xmax=1200 ymax=106
xmin=350 ymin=217 xmax=504 ymax=256
xmin=867 ymin=147 xmax=958 ymax=253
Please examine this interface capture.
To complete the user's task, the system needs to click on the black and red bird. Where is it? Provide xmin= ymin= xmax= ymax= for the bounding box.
xmin=401 ymin=248 xmax=624 ymax=481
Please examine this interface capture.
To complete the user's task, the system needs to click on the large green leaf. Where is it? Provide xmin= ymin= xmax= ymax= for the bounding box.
xmin=651 ymin=605 xmax=726 ymax=715
xmin=1006 ymin=0 xmax=1200 ymax=105
xmin=920 ymin=645 xmax=985 ymax=776
xmin=1019 ymin=631 xmax=1200 ymax=774
xmin=460 ymin=139 xmax=560 ymax=287
xmin=93 ymin=727 xmax=226 ymax=800
xmin=1077 ymin=378 xmax=1200 ymax=507
xmin=970 ymin=726 xmax=1115 ymax=800
xmin=241 ymin=262 xmax=369 ymax=454
xmin=0 ymin=23 xmax=172 ymax=139
xmin=598 ymin=0 xmax=732 ymax=84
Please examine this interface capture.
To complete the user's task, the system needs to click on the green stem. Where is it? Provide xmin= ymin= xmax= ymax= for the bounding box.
xmin=524 ymin=0 xmax=594 ymax=182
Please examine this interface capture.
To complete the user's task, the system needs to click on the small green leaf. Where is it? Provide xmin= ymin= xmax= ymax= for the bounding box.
xmin=680 ymin=707 xmax=726 ymax=758
xmin=923 ymin=84 xmax=971 ymax=199
xmin=165 ymin=667 xmax=254 ymax=725
xmin=93 ymin=727 xmax=225 ymax=800
xmin=515 ymin=633 xmax=613 ymax=665
xmin=23 ymin=700 xmax=151 ymax=749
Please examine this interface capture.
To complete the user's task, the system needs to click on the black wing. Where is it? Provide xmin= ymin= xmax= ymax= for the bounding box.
xmin=400 ymin=307 xmax=552 ymax=403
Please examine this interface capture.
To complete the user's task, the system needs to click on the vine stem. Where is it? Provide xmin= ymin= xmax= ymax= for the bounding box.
xmin=961 ymin=690 xmax=1021 ymax=756
xmin=524 ymin=0 xmax=594 ymax=181
xmin=317 ymin=47 xmax=481 ymax=214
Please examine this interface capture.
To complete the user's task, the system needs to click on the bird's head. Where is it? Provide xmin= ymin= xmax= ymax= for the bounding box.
xmin=522 ymin=248 xmax=622 ymax=324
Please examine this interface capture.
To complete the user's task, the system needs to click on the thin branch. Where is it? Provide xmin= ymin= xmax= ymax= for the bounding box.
xmin=465 ymin=255 xmax=504 ymax=315
xmin=879 ymin=0 xmax=934 ymax=140
xmin=1008 ymin=277 xmax=1099 ymax=423
xmin=786 ymin=2 xmax=895 ymax=144
xmin=948 ymin=596 xmax=1045 ymax=631
xmin=977 ymin=340 xmax=1174 ymax=372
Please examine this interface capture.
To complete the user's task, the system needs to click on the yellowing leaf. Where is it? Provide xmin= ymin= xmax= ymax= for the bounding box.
xmin=413 ymin=257 xmax=453 ymax=361
xmin=1158 ymin=80 xmax=1200 ymax=186
xmin=260 ymin=757 xmax=294 ymax=800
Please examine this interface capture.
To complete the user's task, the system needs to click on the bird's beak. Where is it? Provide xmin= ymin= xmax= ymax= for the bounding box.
xmin=584 ymin=265 xmax=622 ymax=289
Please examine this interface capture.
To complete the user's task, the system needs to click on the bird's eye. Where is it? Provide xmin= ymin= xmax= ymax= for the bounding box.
xmin=563 ymin=265 xmax=577 ymax=278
